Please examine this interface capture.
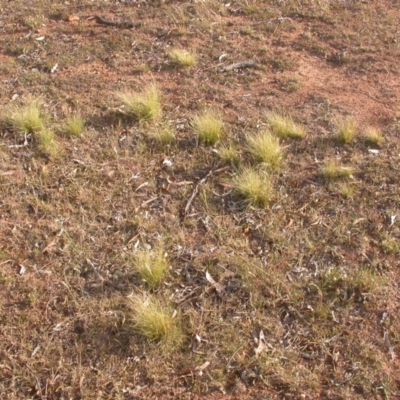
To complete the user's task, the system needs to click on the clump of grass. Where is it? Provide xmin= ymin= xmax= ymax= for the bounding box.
xmin=233 ymin=167 xmax=274 ymax=208
xmin=36 ymin=129 xmax=58 ymax=157
xmin=218 ymin=142 xmax=239 ymax=165
xmin=247 ymin=129 xmax=283 ymax=170
xmin=3 ymin=98 xmax=46 ymax=134
xmin=168 ymin=48 xmax=197 ymax=68
xmin=63 ymin=115 xmax=85 ymax=137
xmin=192 ymin=111 xmax=223 ymax=145
xmin=336 ymin=116 xmax=358 ymax=144
xmin=129 ymin=294 xmax=183 ymax=347
xmin=265 ymin=111 xmax=306 ymax=139
xmin=115 ymin=84 xmax=162 ymax=122
xmin=152 ymin=123 xmax=175 ymax=145
xmin=364 ymin=126 xmax=383 ymax=146
xmin=132 ymin=246 xmax=168 ymax=288
xmin=320 ymin=160 xmax=353 ymax=181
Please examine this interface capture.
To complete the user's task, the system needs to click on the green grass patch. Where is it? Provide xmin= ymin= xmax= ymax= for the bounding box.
xmin=320 ymin=160 xmax=353 ymax=181
xmin=63 ymin=115 xmax=85 ymax=137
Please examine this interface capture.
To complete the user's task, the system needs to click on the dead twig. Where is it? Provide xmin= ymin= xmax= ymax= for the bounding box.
xmin=183 ymin=166 xmax=229 ymax=218
xmin=220 ymin=60 xmax=257 ymax=72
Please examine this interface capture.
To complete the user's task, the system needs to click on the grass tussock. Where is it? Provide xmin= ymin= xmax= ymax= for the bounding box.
xmin=129 ymin=294 xmax=183 ymax=347
xmin=151 ymin=123 xmax=175 ymax=145
xmin=36 ymin=129 xmax=58 ymax=157
xmin=247 ymin=129 xmax=283 ymax=169
xmin=193 ymin=111 xmax=224 ymax=145
xmin=364 ymin=126 xmax=383 ymax=146
xmin=265 ymin=111 xmax=306 ymax=139
xmin=234 ymin=167 xmax=274 ymax=208
xmin=115 ymin=84 xmax=162 ymax=122
xmin=3 ymin=98 xmax=46 ymax=134
xmin=168 ymin=49 xmax=197 ymax=68
xmin=132 ymin=246 xmax=168 ymax=288
xmin=320 ymin=160 xmax=353 ymax=181
xmin=336 ymin=116 xmax=358 ymax=144
xmin=218 ymin=142 xmax=240 ymax=165
xmin=63 ymin=115 xmax=85 ymax=137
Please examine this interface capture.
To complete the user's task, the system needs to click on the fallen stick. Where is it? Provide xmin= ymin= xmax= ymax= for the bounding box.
xmin=183 ymin=166 xmax=229 ymax=218
xmin=220 ymin=60 xmax=257 ymax=72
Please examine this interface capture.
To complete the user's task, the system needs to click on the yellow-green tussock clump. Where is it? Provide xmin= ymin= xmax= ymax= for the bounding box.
xmin=364 ymin=126 xmax=383 ymax=146
xmin=3 ymin=98 xmax=46 ymax=134
xmin=247 ymin=129 xmax=283 ymax=169
xmin=336 ymin=116 xmax=358 ymax=144
xmin=193 ymin=111 xmax=224 ymax=145
xmin=115 ymin=84 xmax=162 ymax=122
xmin=168 ymin=49 xmax=197 ymax=68
xmin=36 ymin=129 xmax=58 ymax=157
xmin=63 ymin=115 xmax=85 ymax=137
xmin=265 ymin=111 xmax=306 ymax=139
xmin=320 ymin=160 xmax=353 ymax=181
xmin=234 ymin=168 xmax=274 ymax=208
xmin=129 ymin=294 xmax=183 ymax=347
xmin=132 ymin=246 xmax=168 ymax=288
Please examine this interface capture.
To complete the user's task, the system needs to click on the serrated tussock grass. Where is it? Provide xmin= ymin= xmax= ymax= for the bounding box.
xmin=265 ymin=111 xmax=306 ymax=139
xmin=115 ymin=84 xmax=162 ymax=122
xmin=247 ymin=129 xmax=283 ymax=169
xmin=132 ymin=246 xmax=168 ymax=288
xmin=3 ymin=98 xmax=46 ymax=134
xmin=233 ymin=167 xmax=274 ymax=208
xmin=193 ymin=111 xmax=223 ymax=145
xmin=336 ymin=116 xmax=358 ymax=144
xmin=168 ymin=48 xmax=197 ymax=68
xmin=63 ymin=115 xmax=85 ymax=137
xmin=320 ymin=160 xmax=353 ymax=181
xmin=129 ymin=294 xmax=183 ymax=348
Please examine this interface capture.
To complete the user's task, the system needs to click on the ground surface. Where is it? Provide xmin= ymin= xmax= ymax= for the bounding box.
xmin=1 ymin=1 xmax=400 ymax=399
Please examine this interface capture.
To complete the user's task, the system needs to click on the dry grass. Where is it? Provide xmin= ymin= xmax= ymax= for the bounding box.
xmin=320 ymin=160 xmax=353 ymax=181
xmin=168 ymin=48 xmax=197 ymax=68
xmin=63 ymin=115 xmax=85 ymax=137
xmin=246 ymin=129 xmax=283 ymax=169
xmin=129 ymin=294 xmax=183 ymax=347
xmin=36 ymin=128 xmax=58 ymax=157
xmin=265 ymin=111 xmax=306 ymax=139
xmin=233 ymin=167 xmax=274 ymax=207
xmin=3 ymin=98 xmax=46 ymax=134
xmin=1 ymin=1 xmax=399 ymax=399
xmin=364 ymin=126 xmax=383 ymax=146
xmin=115 ymin=84 xmax=162 ymax=122
xmin=131 ymin=246 xmax=168 ymax=288
xmin=192 ymin=110 xmax=224 ymax=145
xmin=336 ymin=116 xmax=358 ymax=144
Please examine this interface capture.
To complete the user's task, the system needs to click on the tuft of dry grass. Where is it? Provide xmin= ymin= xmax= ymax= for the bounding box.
xmin=63 ymin=115 xmax=85 ymax=137
xmin=3 ymin=98 xmax=46 ymax=134
xmin=265 ymin=111 xmax=306 ymax=139
xmin=168 ymin=48 xmax=197 ymax=68
xmin=131 ymin=246 xmax=168 ymax=288
xmin=192 ymin=111 xmax=224 ymax=145
xmin=320 ymin=160 xmax=353 ymax=181
xmin=233 ymin=167 xmax=274 ymax=207
xmin=246 ymin=129 xmax=283 ymax=169
xmin=115 ymin=84 xmax=162 ymax=122
xmin=129 ymin=294 xmax=183 ymax=347
xmin=218 ymin=142 xmax=240 ymax=165
xmin=364 ymin=126 xmax=383 ymax=146
xmin=336 ymin=116 xmax=358 ymax=144
xmin=36 ymin=128 xmax=59 ymax=157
